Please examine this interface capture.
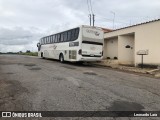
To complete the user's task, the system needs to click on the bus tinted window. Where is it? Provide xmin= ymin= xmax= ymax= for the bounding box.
xmin=48 ymin=37 xmax=50 ymax=43
xmin=60 ymin=33 xmax=64 ymax=42
xmin=75 ymin=28 xmax=79 ymax=39
xmin=71 ymin=29 xmax=75 ymax=41
xmin=42 ymin=39 xmax=44 ymax=44
xmin=44 ymin=38 xmax=46 ymax=44
xmin=46 ymin=37 xmax=48 ymax=44
xmin=40 ymin=39 xmax=42 ymax=44
xmin=64 ymin=32 xmax=68 ymax=42
xmin=42 ymin=38 xmax=44 ymax=44
xmin=45 ymin=38 xmax=47 ymax=44
xmin=52 ymin=35 xmax=55 ymax=43
xmin=48 ymin=36 xmax=50 ymax=44
xmin=40 ymin=27 xmax=79 ymax=44
xmin=48 ymin=36 xmax=50 ymax=43
xmin=67 ymin=31 xmax=71 ymax=41
xmin=50 ymin=36 xmax=52 ymax=43
xmin=49 ymin=36 xmax=51 ymax=43
xmin=57 ymin=34 xmax=60 ymax=43
xmin=55 ymin=35 xmax=57 ymax=43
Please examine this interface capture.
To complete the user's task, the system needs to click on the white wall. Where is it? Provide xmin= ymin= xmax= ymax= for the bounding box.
xmin=118 ymin=35 xmax=134 ymax=65
xmin=135 ymin=22 xmax=160 ymax=65
xmin=104 ymin=20 xmax=160 ymax=66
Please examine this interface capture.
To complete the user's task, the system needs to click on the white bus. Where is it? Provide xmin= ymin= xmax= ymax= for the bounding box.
xmin=37 ymin=25 xmax=104 ymax=63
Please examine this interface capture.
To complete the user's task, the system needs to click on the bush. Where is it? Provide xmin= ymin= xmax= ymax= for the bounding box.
xmin=20 ymin=52 xmax=38 ymax=56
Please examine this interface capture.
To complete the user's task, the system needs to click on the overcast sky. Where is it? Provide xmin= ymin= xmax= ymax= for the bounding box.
xmin=0 ymin=0 xmax=160 ymax=52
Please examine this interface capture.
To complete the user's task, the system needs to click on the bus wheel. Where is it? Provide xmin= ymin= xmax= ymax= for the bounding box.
xmin=59 ymin=54 xmax=64 ymax=63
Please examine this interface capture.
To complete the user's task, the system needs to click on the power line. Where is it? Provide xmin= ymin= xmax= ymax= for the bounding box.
xmin=86 ymin=0 xmax=95 ymax=26
xmin=96 ymin=15 xmax=129 ymax=24
xmin=89 ymin=0 xmax=95 ymax=26
xmin=89 ymin=14 xmax=91 ymax=26
xmin=87 ymin=0 xmax=91 ymax=14
xmin=87 ymin=0 xmax=91 ymax=26
xmin=89 ymin=0 xmax=93 ymax=14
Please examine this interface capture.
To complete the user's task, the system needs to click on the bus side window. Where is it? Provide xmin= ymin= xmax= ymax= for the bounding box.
xmin=41 ymin=39 xmax=43 ymax=45
xmin=54 ymin=34 xmax=57 ymax=43
xmin=49 ymin=37 xmax=51 ymax=43
xmin=45 ymin=37 xmax=47 ymax=44
xmin=64 ymin=32 xmax=67 ymax=42
xmin=40 ymin=39 xmax=42 ymax=45
xmin=75 ymin=28 xmax=79 ymax=39
xmin=44 ymin=38 xmax=46 ymax=44
xmin=50 ymin=36 xmax=52 ymax=43
xmin=71 ymin=29 xmax=76 ymax=41
xmin=52 ymin=35 xmax=55 ymax=43
xmin=60 ymin=33 xmax=63 ymax=42
xmin=57 ymin=34 xmax=60 ymax=43
xmin=49 ymin=36 xmax=52 ymax=44
xmin=63 ymin=33 xmax=65 ymax=42
xmin=46 ymin=37 xmax=48 ymax=44
xmin=48 ymin=37 xmax=50 ymax=44
xmin=49 ymin=36 xmax=51 ymax=44
xmin=47 ymin=37 xmax=49 ymax=44
xmin=48 ymin=36 xmax=50 ymax=44
xmin=52 ymin=35 xmax=54 ymax=43
xmin=42 ymin=38 xmax=44 ymax=44
xmin=45 ymin=38 xmax=47 ymax=44
xmin=67 ymin=31 xmax=71 ymax=41
xmin=57 ymin=34 xmax=59 ymax=43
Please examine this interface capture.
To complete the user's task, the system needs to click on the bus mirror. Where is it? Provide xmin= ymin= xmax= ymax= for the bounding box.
xmin=37 ymin=43 xmax=40 ymax=47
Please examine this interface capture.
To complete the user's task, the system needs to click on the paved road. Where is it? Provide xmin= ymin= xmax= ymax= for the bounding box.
xmin=0 ymin=55 xmax=160 ymax=120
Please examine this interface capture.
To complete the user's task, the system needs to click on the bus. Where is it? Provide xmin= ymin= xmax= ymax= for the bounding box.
xmin=37 ymin=25 xmax=104 ymax=63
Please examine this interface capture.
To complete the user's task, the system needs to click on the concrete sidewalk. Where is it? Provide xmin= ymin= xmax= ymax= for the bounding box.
xmin=92 ymin=60 xmax=160 ymax=78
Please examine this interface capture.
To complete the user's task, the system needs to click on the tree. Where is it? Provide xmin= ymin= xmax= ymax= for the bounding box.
xmin=19 ymin=51 xmax=22 ymax=54
xmin=26 ymin=50 xmax=31 ymax=53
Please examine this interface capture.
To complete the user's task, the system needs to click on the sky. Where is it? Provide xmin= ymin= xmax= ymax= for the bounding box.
xmin=0 ymin=0 xmax=160 ymax=52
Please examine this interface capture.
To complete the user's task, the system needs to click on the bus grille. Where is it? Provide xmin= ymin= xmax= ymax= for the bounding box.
xmin=69 ymin=50 xmax=77 ymax=59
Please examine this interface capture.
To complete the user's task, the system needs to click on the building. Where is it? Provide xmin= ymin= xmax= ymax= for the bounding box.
xmin=103 ymin=19 xmax=160 ymax=66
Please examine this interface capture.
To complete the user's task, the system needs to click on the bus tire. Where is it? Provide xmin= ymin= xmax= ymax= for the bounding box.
xmin=59 ymin=54 xmax=64 ymax=63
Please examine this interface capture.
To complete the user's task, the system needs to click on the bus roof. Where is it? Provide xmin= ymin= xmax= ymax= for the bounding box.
xmin=40 ymin=25 xmax=107 ymax=39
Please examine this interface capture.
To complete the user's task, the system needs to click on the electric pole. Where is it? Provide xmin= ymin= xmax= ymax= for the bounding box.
xmin=92 ymin=14 xmax=95 ymax=26
xmin=89 ymin=14 xmax=91 ymax=26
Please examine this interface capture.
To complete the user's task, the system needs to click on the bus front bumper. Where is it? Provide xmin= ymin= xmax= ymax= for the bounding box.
xmin=79 ymin=57 xmax=102 ymax=62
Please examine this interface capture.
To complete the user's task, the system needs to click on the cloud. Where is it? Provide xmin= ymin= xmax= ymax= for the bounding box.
xmin=0 ymin=27 xmax=43 ymax=45
xmin=0 ymin=27 xmax=44 ymax=52
xmin=0 ymin=0 xmax=160 ymax=52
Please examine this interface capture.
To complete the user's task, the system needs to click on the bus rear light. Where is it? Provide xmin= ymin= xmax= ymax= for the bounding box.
xmin=78 ymin=49 xmax=82 ymax=55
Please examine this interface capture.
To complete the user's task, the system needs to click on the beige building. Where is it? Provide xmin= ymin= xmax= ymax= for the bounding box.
xmin=103 ymin=19 xmax=160 ymax=66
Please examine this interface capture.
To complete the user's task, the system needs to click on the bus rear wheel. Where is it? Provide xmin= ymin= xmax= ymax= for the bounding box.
xmin=59 ymin=54 xmax=64 ymax=63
